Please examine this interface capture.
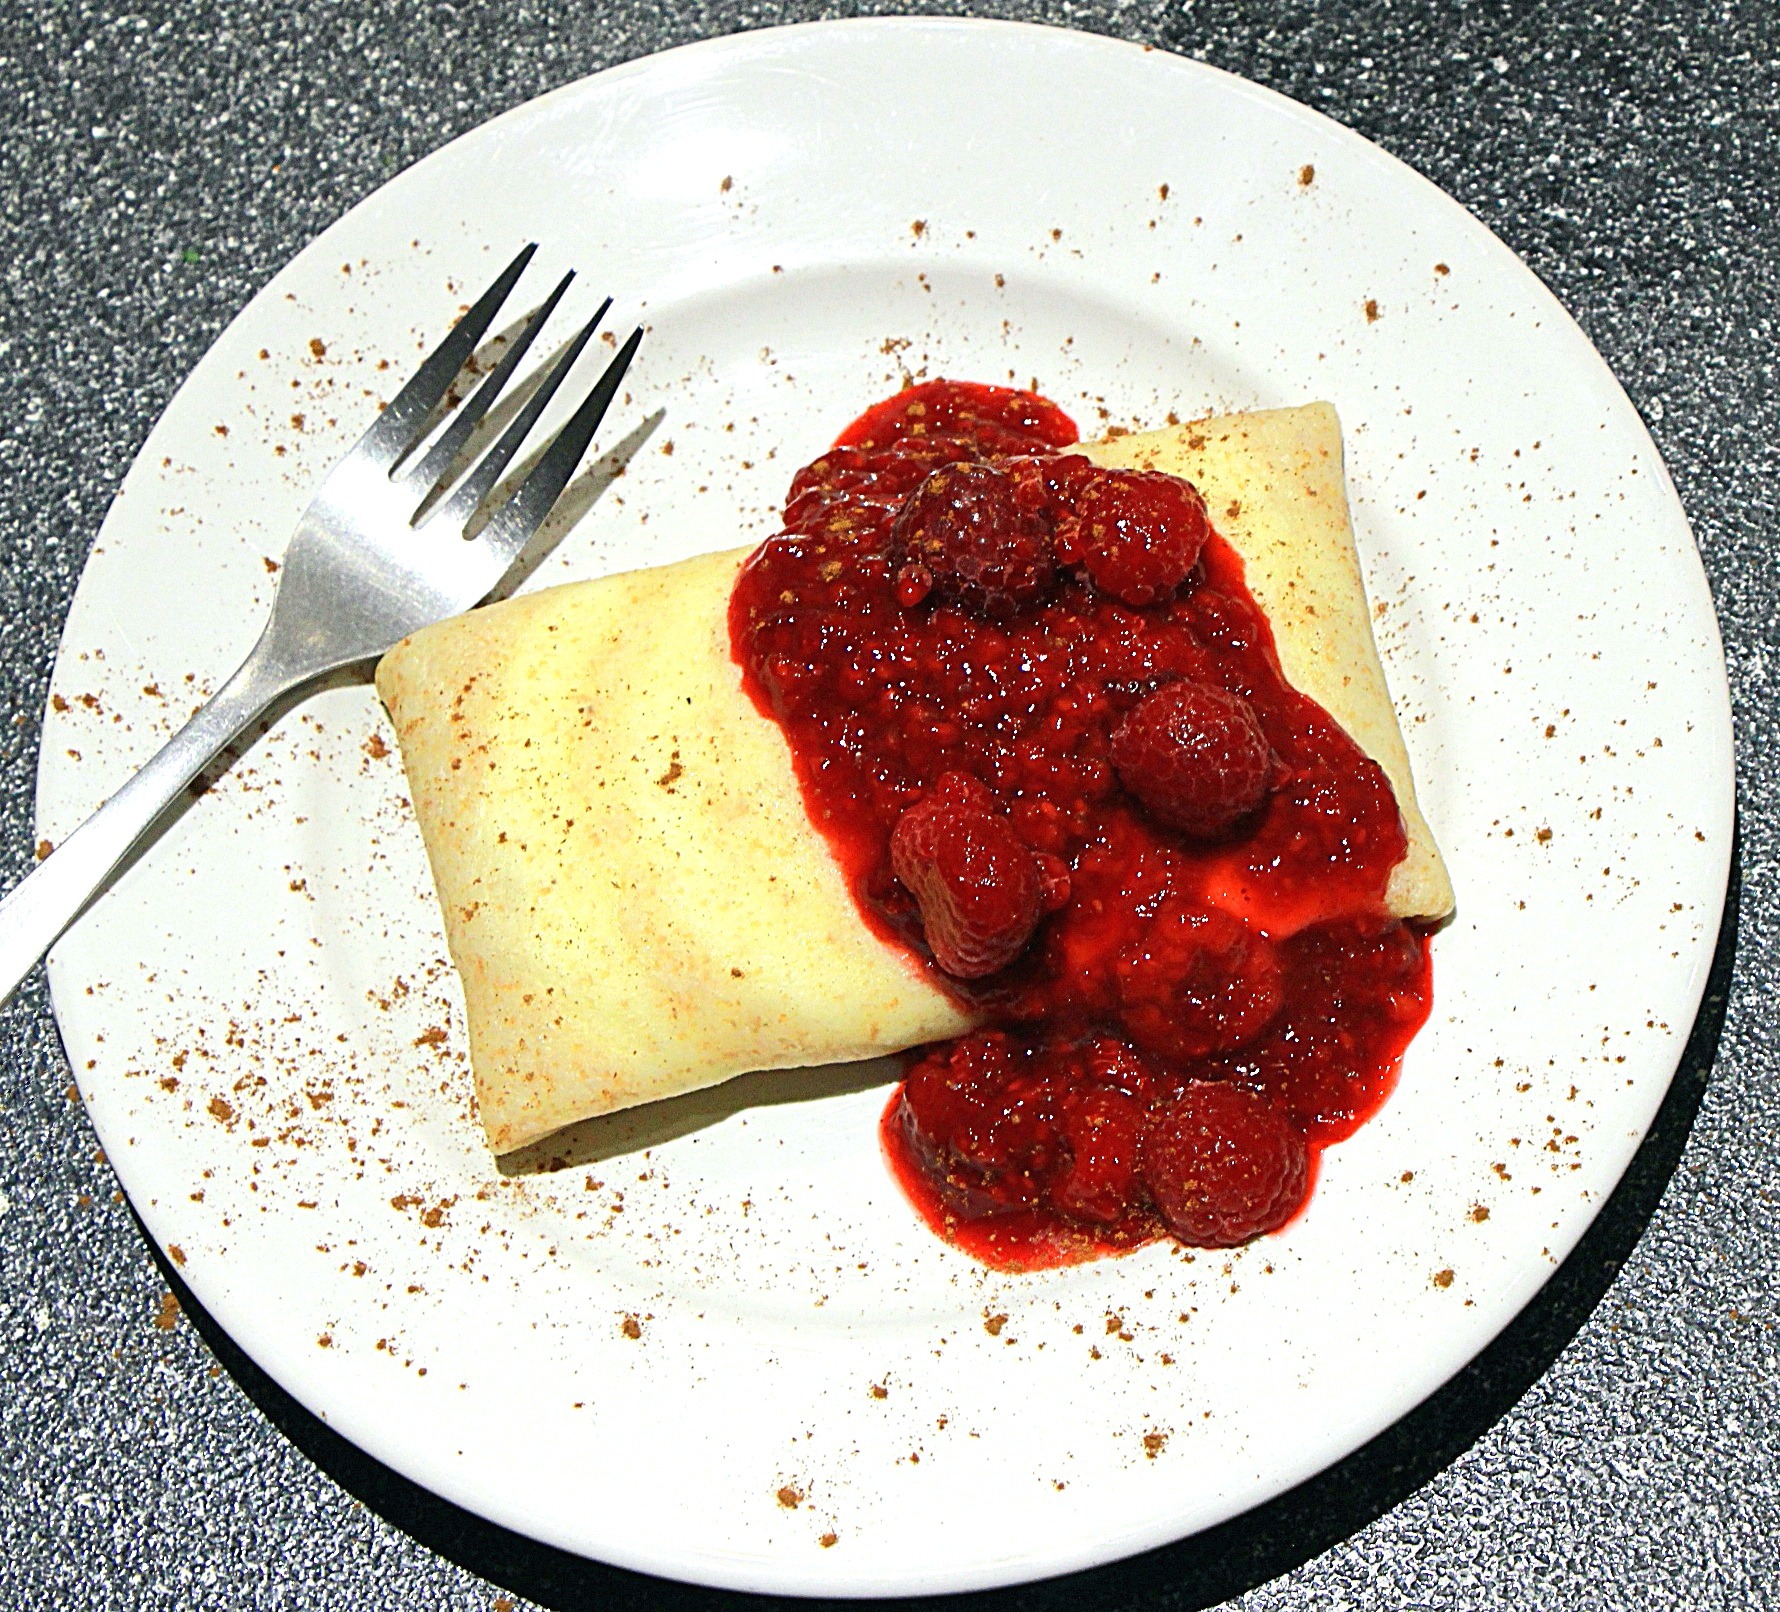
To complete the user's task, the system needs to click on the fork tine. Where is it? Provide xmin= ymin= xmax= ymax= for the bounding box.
xmin=427 ymin=299 xmax=611 ymax=534
xmin=357 ymin=243 xmax=537 ymax=466
xmin=398 ymin=269 xmax=576 ymax=495
xmin=476 ymin=326 xmax=645 ymax=565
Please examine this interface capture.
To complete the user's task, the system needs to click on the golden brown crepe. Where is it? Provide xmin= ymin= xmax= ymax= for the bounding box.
xmin=376 ymin=403 xmax=1452 ymax=1153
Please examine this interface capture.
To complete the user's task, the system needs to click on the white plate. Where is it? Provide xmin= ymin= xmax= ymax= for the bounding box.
xmin=37 ymin=18 xmax=1732 ymax=1597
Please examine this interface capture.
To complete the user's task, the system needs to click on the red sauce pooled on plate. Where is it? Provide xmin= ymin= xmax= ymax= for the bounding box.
xmin=729 ymin=381 xmax=1432 ymax=1269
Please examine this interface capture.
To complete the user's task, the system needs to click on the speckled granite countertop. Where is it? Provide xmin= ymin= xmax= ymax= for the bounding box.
xmin=0 ymin=1 xmax=1772 ymax=1607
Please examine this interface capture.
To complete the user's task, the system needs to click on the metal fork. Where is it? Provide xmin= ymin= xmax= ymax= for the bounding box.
xmin=0 ymin=243 xmax=641 ymax=1008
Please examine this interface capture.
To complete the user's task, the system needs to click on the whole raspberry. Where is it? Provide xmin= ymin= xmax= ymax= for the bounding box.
xmin=1141 ymin=1081 xmax=1309 ymax=1247
xmin=1113 ymin=900 xmax=1282 ymax=1061
xmin=1072 ymin=469 xmax=1209 ymax=607
xmin=1078 ymin=1035 xmax=1164 ymax=1103
xmin=1111 ymin=680 xmax=1273 ymax=837
xmin=1002 ymin=451 xmax=1101 ymax=527
xmin=890 ymin=773 xmax=1045 ymax=978
xmin=890 ymin=463 xmax=1056 ymax=620
xmin=1049 ymin=1086 xmax=1148 ymax=1225
xmin=895 ymin=1033 xmax=1053 ymax=1214
xmin=785 ymin=444 xmax=947 ymax=537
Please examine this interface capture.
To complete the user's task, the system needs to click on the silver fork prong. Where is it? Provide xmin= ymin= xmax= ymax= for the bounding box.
xmin=398 ymin=269 xmax=575 ymax=495
xmin=0 ymin=249 xmax=649 ymax=1013
xmin=427 ymin=298 xmax=611 ymax=535
xmin=476 ymin=326 xmax=645 ymax=567
xmin=354 ymin=243 xmax=537 ymax=468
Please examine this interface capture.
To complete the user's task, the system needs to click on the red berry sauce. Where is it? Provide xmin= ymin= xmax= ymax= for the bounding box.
xmin=729 ymin=380 xmax=1433 ymax=1270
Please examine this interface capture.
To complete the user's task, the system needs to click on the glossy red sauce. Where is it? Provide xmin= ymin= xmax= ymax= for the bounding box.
xmin=730 ymin=380 xmax=1433 ymax=1270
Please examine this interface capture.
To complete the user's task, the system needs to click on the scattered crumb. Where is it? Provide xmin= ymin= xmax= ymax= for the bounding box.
xmin=152 ymin=1292 xmax=180 ymax=1331
xmin=1433 ymin=1268 xmax=1456 ymax=1289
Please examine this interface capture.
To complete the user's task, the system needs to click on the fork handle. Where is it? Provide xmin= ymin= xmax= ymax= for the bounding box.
xmin=0 ymin=634 xmax=293 ymax=1009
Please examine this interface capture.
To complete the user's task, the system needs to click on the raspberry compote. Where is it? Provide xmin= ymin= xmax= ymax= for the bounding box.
xmin=730 ymin=380 xmax=1433 ymax=1269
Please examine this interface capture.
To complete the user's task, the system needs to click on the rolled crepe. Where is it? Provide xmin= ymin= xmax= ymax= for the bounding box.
xmin=376 ymin=403 xmax=1452 ymax=1153
xmin=1079 ymin=404 xmax=1453 ymax=921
